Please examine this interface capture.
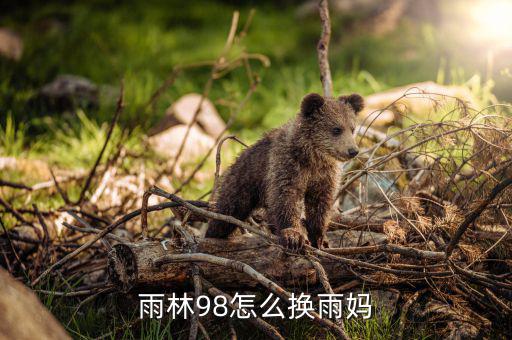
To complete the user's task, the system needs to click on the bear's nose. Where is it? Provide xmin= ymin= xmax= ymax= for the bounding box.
xmin=348 ymin=148 xmax=359 ymax=158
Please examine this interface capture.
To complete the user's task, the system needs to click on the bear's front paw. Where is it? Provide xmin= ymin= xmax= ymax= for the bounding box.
xmin=279 ymin=228 xmax=310 ymax=251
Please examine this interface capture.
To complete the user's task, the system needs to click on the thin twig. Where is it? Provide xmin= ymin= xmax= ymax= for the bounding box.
xmin=397 ymin=290 xmax=426 ymax=340
xmin=66 ymin=287 xmax=114 ymax=327
xmin=49 ymin=166 xmax=71 ymax=205
xmin=167 ymin=12 xmax=240 ymax=179
xmin=33 ymin=204 xmax=50 ymax=246
xmin=326 ymin=244 xmax=444 ymax=260
xmin=62 ymin=222 xmax=125 ymax=244
xmin=35 ymin=286 xmax=113 ymax=297
xmin=189 ymin=266 xmax=202 ymax=340
xmin=67 ymin=211 xmax=112 ymax=250
xmin=0 ymin=196 xmax=32 ymax=227
xmin=197 ymin=321 xmax=211 ymax=340
xmin=308 ymin=256 xmax=349 ymax=337
xmin=76 ymin=81 xmax=124 ymax=205
xmin=0 ymin=179 xmax=32 ymax=191
xmin=141 ymin=189 xmax=152 ymax=239
xmin=0 ymin=217 xmax=28 ymax=274
xmin=213 ymin=135 xmax=247 ymax=195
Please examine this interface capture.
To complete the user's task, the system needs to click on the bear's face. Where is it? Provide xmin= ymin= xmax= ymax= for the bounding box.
xmin=300 ymin=93 xmax=363 ymax=161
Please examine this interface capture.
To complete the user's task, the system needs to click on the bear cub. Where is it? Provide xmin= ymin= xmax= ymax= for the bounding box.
xmin=206 ymin=93 xmax=364 ymax=249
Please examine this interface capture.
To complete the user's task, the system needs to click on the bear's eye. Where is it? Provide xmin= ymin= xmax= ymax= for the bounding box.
xmin=332 ymin=127 xmax=343 ymax=136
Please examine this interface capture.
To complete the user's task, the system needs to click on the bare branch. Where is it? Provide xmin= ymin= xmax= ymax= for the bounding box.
xmin=317 ymin=0 xmax=333 ymax=96
xmin=0 ymin=179 xmax=32 ymax=191
xmin=445 ymin=176 xmax=512 ymax=258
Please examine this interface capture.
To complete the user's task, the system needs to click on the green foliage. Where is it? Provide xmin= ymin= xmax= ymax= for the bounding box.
xmin=0 ymin=0 xmax=460 ymax=135
xmin=34 ymin=110 xmax=141 ymax=169
xmin=345 ymin=308 xmax=398 ymax=340
xmin=137 ymin=318 xmax=174 ymax=340
xmin=0 ymin=113 xmax=27 ymax=156
xmin=45 ymin=110 xmax=117 ymax=167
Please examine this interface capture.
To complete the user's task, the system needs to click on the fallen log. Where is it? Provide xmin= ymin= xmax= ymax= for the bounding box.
xmin=108 ymin=230 xmax=386 ymax=292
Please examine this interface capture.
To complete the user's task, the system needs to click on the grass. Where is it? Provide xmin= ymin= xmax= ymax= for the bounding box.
xmin=0 ymin=113 xmax=28 ymax=157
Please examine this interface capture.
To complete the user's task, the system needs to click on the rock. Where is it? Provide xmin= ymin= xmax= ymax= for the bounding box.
xmin=155 ymin=175 xmax=174 ymax=193
xmin=360 ymin=81 xmax=477 ymax=128
xmin=54 ymin=211 xmax=75 ymax=236
xmin=359 ymin=108 xmax=396 ymax=127
xmin=148 ymin=124 xmax=215 ymax=170
xmin=0 ymin=268 xmax=70 ymax=340
xmin=112 ymin=228 xmax=133 ymax=242
xmin=0 ymin=28 xmax=23 ymax=61
xmin=92 ymin=172 xmax=145 ymax=211
xmin=37 ymin=75 xmax=99 ymax=111
xmin=151 ymin=93 xmax=226 ymax=138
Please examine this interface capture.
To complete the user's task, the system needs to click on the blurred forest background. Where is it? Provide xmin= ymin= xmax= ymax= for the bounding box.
xmin=1 ymin=0 xmax=511 ymax=148
xmin=1 ymin=0 xmax=512 ymax=339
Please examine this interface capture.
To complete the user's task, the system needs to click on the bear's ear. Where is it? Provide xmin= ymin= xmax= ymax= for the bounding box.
xmin=339 ymin=93 xmax=364 ymax=114
xmin=301 ymin=93 xmax=324 ymax=117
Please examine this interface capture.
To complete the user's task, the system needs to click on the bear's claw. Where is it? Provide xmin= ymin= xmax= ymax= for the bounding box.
xmin=279 ymin=227 xmax=310 ymax=251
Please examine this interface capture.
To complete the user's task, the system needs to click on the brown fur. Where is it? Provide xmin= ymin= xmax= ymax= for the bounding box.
xmin=206 ymin=93 xmax=364 ymax=249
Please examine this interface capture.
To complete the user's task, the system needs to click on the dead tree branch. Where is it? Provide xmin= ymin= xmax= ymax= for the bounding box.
xmin=317 ymin=0 xmax=333 ymax=96
xmin=0 ymin=179 xmax=32 ymax=191
xmin=445 ymin=176 xmax=512 ymax=258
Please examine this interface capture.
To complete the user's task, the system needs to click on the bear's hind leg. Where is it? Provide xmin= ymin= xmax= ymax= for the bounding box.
xmin=205 ymin=188 xmax=258 ymax=238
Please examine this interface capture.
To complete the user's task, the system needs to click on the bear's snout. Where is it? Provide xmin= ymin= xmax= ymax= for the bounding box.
xmin=348 ymin=148 xmax=359 ymax=158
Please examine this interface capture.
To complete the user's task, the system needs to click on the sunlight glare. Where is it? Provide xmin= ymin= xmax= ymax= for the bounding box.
xmin=471 ymin=0 xmax=512 ymax=44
